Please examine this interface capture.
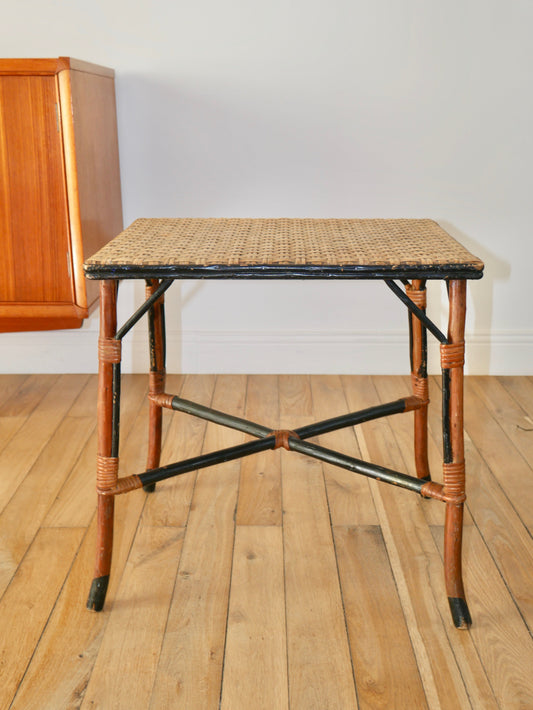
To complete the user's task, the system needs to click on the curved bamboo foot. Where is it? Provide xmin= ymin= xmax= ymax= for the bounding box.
xmin=87 ymin=575 xmax=110 ymax=612
xmin=448 ymin=596 xmax=472 ymax=629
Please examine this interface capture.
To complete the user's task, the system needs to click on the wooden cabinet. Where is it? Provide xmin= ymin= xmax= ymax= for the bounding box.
xmin=0 ymin=57 xmax=123 ymax=332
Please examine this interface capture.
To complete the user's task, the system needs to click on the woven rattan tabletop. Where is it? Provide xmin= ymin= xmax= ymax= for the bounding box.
xmin=84 ymin=218 xmax=484 ymax=280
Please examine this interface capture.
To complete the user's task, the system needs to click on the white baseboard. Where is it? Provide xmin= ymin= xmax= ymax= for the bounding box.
xmin=170 ymin=329 xmax=533 ymax=375
xmin=1 ymin=327 xmax=533 ymax=375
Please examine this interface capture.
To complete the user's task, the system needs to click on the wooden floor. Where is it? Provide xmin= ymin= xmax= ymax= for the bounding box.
xmin=1 ymin=373 xmax=532 ymax=709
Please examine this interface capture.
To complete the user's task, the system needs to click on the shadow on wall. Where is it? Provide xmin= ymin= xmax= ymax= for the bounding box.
xmin=116 ymin=75 xmax=504 ymax=374
xmin=129 ymin=279 xmax=206 ymax=374
xmin=439 ymin=220 xmax=509 ymax=374
xmin=119 ymin=73 xmax=410 ymax=374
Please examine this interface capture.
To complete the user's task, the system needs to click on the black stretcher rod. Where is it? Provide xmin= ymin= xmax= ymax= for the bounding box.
xmin=169 ymin=396 xmax=271 ymax=438
xmin=288 ymin=438 xmax=424 ymax=493
xmin=169 ymin=395 xmax=412 ymax=442
xmin=139 ymin=435 xmax=275 ymax=487
xmin=137 ymin=428 xmax=425 ymax=495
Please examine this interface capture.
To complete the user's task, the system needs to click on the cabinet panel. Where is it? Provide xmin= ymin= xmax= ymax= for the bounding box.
xmin=0 ymin=58 xmax=122 ymax=333
xmin=60 ymin=67 xmax=123 ymax=311
xmin=0 ymin=75 xmax=72 ymax=303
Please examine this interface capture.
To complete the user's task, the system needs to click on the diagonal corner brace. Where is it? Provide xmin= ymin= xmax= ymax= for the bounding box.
xmin=385 ymin=279 xmax=448 ymax=344
xmin=114 ymin=279 xmax=173 ymax=340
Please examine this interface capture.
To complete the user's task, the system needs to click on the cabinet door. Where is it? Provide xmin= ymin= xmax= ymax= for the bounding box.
xmin=0 ymin=75 xmax=73 ymax=303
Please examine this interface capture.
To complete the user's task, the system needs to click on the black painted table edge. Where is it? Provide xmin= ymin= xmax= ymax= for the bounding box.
xmin=84 ymin=262 xmax=484 ymax=280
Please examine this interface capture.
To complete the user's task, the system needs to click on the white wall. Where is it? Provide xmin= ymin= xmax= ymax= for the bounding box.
xmin=1 ymin=0 xmax=532 ymax=374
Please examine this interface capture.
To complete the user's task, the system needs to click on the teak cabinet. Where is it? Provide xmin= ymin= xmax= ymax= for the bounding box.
xmin=0 ymin=57 xmax=123 ymax=332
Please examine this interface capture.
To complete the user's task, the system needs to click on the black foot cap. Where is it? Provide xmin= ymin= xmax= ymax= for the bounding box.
xmin=143 ymin=483 xmax=156 ymax=493
xmin=87 ymin=575 xmax=109 ymax=612
xmin=448 ymin=597 xmax=472 ymax=629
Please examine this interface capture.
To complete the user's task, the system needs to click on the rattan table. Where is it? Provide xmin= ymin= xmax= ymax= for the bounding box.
xmin=84 ymin=218 xmax=484 ymax=629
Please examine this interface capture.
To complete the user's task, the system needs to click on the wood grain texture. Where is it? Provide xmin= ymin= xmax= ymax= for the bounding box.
xmin=44 ymin=374 xmax=148 ymax=527
xmin=310 ymin=375 xmax=378 ymax=526
xmin=0 ymin=374 xmax=52 ymax=454
xmin=10 ymin=518 xmax=107 ymax=710
xmin=498 ymin=375 xmax=533 ymax=421
xmin=236 ymin=374 xmax=282 ymax=525
xmin=0 ymin=57 xmax=122 ymax=331
xmin=0 ymin=374 xmax=88 ymax=513
xmin=10 ymin=394 xmax=156 ymax=708
xmin=149 ymin=468 xmax=239 ymax=708
xmin=1 ymin=375 xmax=532 ymax=709
xmin=334 ymin=525 xmax=428 ymax=710
xmin=221 ymin=526 xmax=288 ymax=710
xmin=0 ymin=57 xmax=70 ymax=75
xmin=142 ymin=374 xmax=214 ymax=528
xmin=60 ymin=65 xmax=123 ymax=310
xmin=282 ymin=415 xmax=358 ymax=709
xmin=0 ymin=413 xmax=92 ymax=596
xmin=379 ymin=375 xmax=468 ymax=525
xmin=372 ymin=377 xmax=497 ymax=708
xmin=0 ymin=527 xmax=84 ymax=709
xmin=342 ymin=375 xmax=473 ymax=709
xmin=425 ymin=376 xmax=533 ymax=630
xmin=462 ymin=378 xmax=533 ymax=529
xmin=10 ymin=500 xmax=147 ymax=709
xmin=433 ymin=524 xmax=533 ymax=709
xmin=149 ymin=375 xmax=245 ymax=709
xmin=81 ymin=526 xmax=185 ymax=709
xmin=0 ymin=374 xmax=29 ymax=408
xmin=0 ymin=74 xmax=72 ymax=304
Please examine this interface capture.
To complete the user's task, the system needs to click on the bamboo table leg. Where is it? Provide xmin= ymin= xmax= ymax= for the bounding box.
xmin=87 ymin=280 xmax=120 ymax=611
xmin=144 ymin=279 xmax=166 ymax=493
xmin=84 ymin=274 xmax=474 ymax=628
xmin=406 ymin=279 xmax=431 ymax=480
xmin=441 ymin=279 xmax=471 ymax=628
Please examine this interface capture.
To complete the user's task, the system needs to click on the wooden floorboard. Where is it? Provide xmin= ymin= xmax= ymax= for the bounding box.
xmin=1 ymin=374 xmax=532 ymax=709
